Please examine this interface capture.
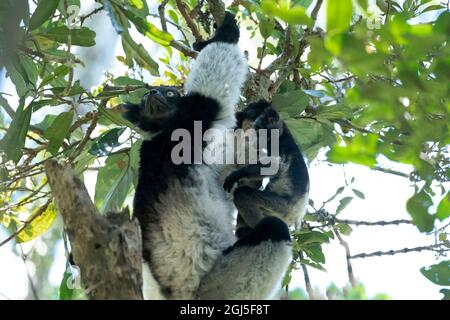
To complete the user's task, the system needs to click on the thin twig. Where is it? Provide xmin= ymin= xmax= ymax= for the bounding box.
xmin=311 ymin=0 xmax=323 ymax=23
xmin=333 ymin=227 xmax=357 ymax=287
xmin=335 ymin=218 xmax=413 ymax=227
xmin=69 ymin=112 xmax=99 ymax=160
xmin=350 ymin=243 xmax=448 ymax=259
xmin=18 ymin=244 xmax=40 ymax=300
xmin=0 ymin=200 xmax=51 ymax=247
xmin=299 ymin=252 xmax=314 ymax=300
xmin=80 ymin=5 xmax=104 ymax=26
xmin=158 ymin=0 xmax=170 ymax=32
xmin=372 ymin=166 xmax=410 ymax=178
xmin=175 ymin=0 xmax=203 ymax=42
xmin=170 ymin=40 xmax=198 ymax=58
xmin=206 ymin=0 xmax=225 ymax=24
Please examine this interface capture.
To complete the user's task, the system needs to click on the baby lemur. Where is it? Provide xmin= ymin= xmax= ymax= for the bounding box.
xmin=223 ymin=100 xmax=310 ymax=237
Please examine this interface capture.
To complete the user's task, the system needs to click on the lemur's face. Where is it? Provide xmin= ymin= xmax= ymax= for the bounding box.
xmin=236 ymin=100 xmax=271 ymax=131
xmin=123 ymin=86 xmax=181 ymax=133
xmin=142 ymin=86 xmax=181 ymax=119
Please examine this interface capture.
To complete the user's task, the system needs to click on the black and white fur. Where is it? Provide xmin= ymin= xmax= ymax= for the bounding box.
xmin=223 ymin=100 xmax=310 ymax=237
xmin=124 ymin=13 xmax=292 ymax=300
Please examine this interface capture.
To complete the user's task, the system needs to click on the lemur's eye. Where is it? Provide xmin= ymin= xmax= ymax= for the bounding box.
xmin=166 ymin=91 xmax=175 ymax=97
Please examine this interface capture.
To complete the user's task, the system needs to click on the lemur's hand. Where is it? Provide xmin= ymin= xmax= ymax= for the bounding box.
xmin=193 ymin=12 xmax=239 ymax=52
xmin=223 ymin=171 xmax=241 ymax=193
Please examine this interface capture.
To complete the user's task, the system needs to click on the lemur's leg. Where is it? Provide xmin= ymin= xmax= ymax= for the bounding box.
xmin=234 ymin=186 xmax=290 ymax=228
xmin=198 ymin=217 xmax=292 ymax=299
xmin=193 ymin=12 xmax=240 ymax=51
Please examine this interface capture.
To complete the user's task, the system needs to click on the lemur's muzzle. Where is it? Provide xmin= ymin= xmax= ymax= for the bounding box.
xmin=145 ymin=89 xmax=172 ymax=114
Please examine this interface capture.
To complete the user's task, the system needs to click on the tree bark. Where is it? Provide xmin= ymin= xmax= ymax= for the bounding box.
xmin=45 ymin=160 xmax=143 ymax=300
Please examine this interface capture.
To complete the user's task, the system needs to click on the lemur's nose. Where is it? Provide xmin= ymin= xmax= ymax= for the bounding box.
xmin=149 ymin=89 xmax=159 ymax=95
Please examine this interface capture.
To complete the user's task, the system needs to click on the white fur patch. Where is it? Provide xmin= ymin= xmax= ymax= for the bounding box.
xmin=142 ymin=262 xmax=166 ymax=300
xmin=184 ymin=42 xmax=248 ymax=129
xmin=144 ymin=165 xmax=237 ymax=299
xmin=198 ymin=240 xmax=292 ymax=299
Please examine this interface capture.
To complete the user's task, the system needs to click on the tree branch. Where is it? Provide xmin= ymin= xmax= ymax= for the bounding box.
xmin=158 ymin=0 xmax=170 ymax=32
xmin=299 ymin=252 xmax=314 ymax=300
xmin=175 ymin=0 xmax=203 ymax=42
xmin=333 ymin=227 xmax=357 ymax=287
xmin=206 ymin=0 xmax=226 ymax=24
xmin=45 ymin=160 xmax=143 ymax=299
xmin=335 ymin=218 xmax=413 ymax=227
xmin=350 ymin=243 xmax=449 ymax=259
xmin=170 ymin=40 xmax=198 ymax=58
xmin=311 ymin=0 xmax=323 ymax=23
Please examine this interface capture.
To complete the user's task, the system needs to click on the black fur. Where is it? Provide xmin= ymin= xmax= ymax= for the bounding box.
xmin=193 ymin=12 xmax=240 ymax=51
xmin=123 ymin=12 xmax=294 ymax=299
xmin=224 ymin=216 xmax=291 ymax=254
xmin=226 ymin=100 xmax=310 ymax=236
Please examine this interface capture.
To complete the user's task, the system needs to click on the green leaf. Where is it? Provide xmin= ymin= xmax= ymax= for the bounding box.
xmin=327 ymin=133 xmax=378 ymax=167
xmin=19 ymin=55 xmax=38 ymax=86
xmin=0 ymin=95 xmax=13 ymax=119
xmin=59 ymin=265 xmax=83 ymax=300
xmin=44 ymin=111 xmax=74 ymax=156
xmin=421 ymin=4 xmax=445 ymax=13
xmin=285 ymin=118 xmax=336 ymax=161
xmin=304 ymin=244 xmax=326 ymax=263
xmin=260 ymin=17 xmax=275 ymax=39
xmin=420 ymin=260 xmax=450 ymax=286
xmin=89 ymin=127 xmax=126 ymax=156
xmin=16 ymin=203 xmax=58 ymax=242
xmin=128 ymin=0 xmax=144 ymax=9
xmin=297 ymin=230 xmax=330 ymax=245
xmin=282 ymin=267 xmax=292 ymax=288
xmin=42 ymin=26 xmax=96 ymax=47
xmin=0 ymin=101 xmax=32 ymax=163
xmin=336 ymin=196 xmax=353 ymax=215
xmin=436 ymin=193 xmax=449 ymax=221
xmin=352 ymin=188 xmax=365 ymax=199
xmin=273 ymin=90 xmax=309 ymax=116
xmin=95 ymin=153 xmax=133 ymax=213
xmin=299 ymin=258 xmax=327 ymax=271
xmin=440 ymin=289 xmax=450 ymax=300
xmin=317 ymin=103 xmax=353 ymax=120
xmin=34 ymin=114 xmax=59 ymax=131
xmin=29 ymin=99 xmax=61 ymax=111
xmin=293 ymin=0 xmax=314 ymax=8
xmin=261 ymin=0 xmax=313 ymax=26
xmin=5 ymin=59 xmax=30 ymax=97
xmin=112 ymin=76 xmax=148 ymax=104
xmin=40 ymin=65 xmax=71 ymax=88
xmin=122 ymin=33 xmax=159 ymax=76
xmin=336 ymin=223 xmax=353 ymax=236
xmin=122 ymin=9 xmax=173 ymax=46
xmin=168 ymin=10 xmax=179 ymax=25
xmin=29 ymin=0 xmax=60 ymax=31
xmin=326 ymin=0 xmax=352 ymax=33
xmin=406 ymin=191 xmax=435 ymax=232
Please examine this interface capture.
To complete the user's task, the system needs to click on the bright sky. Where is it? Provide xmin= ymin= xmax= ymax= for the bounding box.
xmin=0 ymin=0 xmax=447 ymax=300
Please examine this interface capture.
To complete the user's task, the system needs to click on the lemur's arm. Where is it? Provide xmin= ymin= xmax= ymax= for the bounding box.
xmin=182 ymin=12 xmax=247 ymax=128
xmin=222 ymin=159 xmax=280 ymax=193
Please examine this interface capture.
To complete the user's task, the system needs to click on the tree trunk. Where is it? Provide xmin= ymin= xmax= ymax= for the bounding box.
xmin=45 ymin=160 xmax=143 ymax=300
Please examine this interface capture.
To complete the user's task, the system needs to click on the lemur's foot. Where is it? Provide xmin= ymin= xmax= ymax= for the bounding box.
xmin=193 ymin=12 xmax=239 ymax=52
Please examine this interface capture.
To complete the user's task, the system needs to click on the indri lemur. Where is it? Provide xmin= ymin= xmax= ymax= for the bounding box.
xmin=123 ymin=13 xmax=292 ymax=300
xmin=223 ymin=100 xmax=310 ymax=238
